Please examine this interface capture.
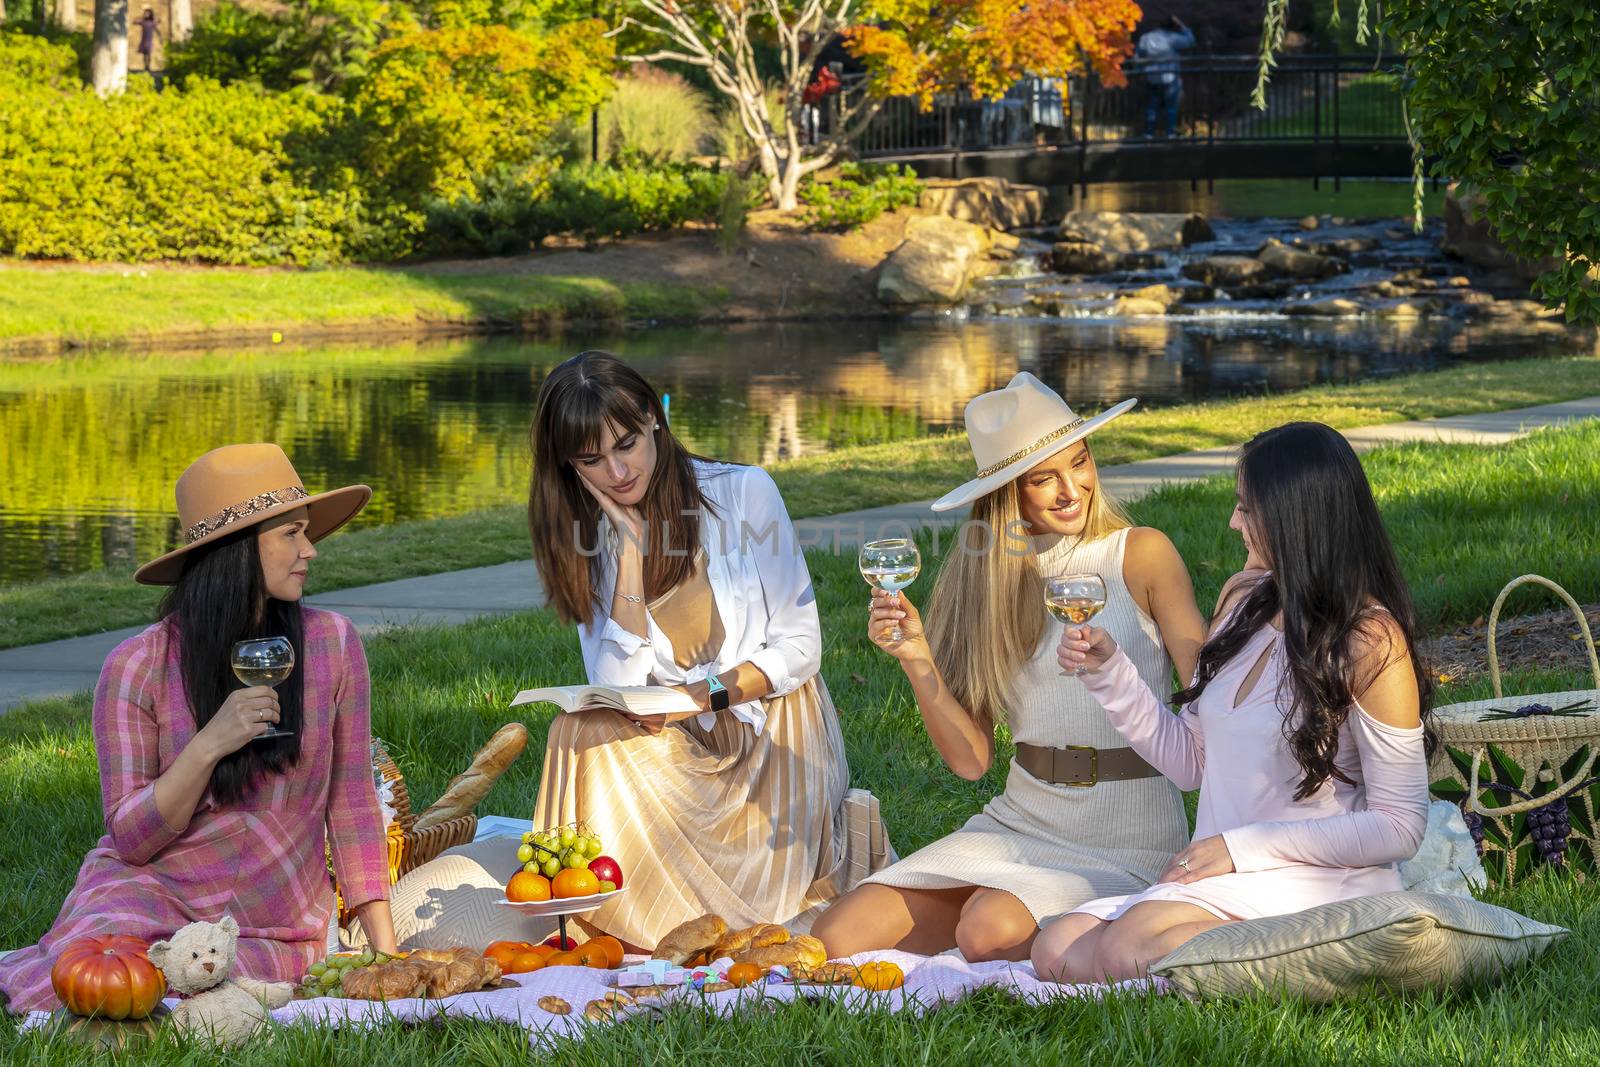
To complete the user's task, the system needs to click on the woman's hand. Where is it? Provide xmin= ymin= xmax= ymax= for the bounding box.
xmin=868 ymin=589 xmax=930 ymax=662
xmin=576 ymin=469 xmax=645 ymax=548
xmin=197 ymin=686 xmax=279 ymax=759
xmin=1158 ymin=834 xmax=1236 ymax=884
xmin=1056 ymin=625 xmax=1119 ymax=674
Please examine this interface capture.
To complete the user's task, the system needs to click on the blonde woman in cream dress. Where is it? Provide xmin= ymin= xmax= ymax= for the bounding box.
xmin=812 ymin=373 xmax=1208 ymax=963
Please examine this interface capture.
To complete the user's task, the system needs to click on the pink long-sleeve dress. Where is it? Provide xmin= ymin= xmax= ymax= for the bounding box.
xmin=1071 ymin=620 xmax=1429 ymax=923
xmin=0 ymin=608 xmax=389 ymax=1012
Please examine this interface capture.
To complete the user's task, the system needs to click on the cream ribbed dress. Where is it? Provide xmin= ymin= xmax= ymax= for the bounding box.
xmin=862 ymin=527 xmax=1190 ymax=924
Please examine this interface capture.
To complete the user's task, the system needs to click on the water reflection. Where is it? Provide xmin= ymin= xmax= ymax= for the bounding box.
xmin=0 ymin=316 xmax=1588 ymax=583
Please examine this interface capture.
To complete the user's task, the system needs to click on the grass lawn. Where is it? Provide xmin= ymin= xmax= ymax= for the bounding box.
xmin=3 ymin=426 xmax=1599 ymax=1060
xmin=0 ymin=266 xmax=723 ymax=350
xmin=3 ymin=352 xmax=1597 ymax=649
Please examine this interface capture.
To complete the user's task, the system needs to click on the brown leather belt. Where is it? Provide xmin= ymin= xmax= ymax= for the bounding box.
xmin=1014 ymin=742 xmax=1160 ymax=787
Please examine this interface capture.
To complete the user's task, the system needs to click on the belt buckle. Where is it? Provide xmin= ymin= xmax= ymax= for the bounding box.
xmin=1057 ymin=744 xmax=1098 ymax=787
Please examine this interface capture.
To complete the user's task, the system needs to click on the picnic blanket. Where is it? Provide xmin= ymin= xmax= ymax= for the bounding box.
xmin=21 ymin=952 xmax=1168 ymax=1048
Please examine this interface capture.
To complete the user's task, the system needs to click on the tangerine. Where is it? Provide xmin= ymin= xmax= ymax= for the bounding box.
xmin=506 ymin=949 xmax=547 ymax=975
xmin=544 ymin=950 xmax=584 ymax=968
xmin=506 ymin=870 xmax=553 ymax=903
xmin=551 ymin=868 xmax=600 ymax=899
xmin=587 ymin=935 xmax=625 ymax=968
xmin=529 ymin=944 xmax=560 ymax=959
xmin=726 ymin=962 xmax=766 ymax=988
xmin=484 ymin=940 xmax=532 ymax=970
xmin=571 ymin=943 xmax=611 ymax=969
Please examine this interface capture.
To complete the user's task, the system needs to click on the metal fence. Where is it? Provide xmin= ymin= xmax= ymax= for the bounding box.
xmin=845 ymin=54 xmax=1408 ymax=158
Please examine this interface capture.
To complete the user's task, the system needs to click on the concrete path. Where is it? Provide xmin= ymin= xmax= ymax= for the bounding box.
xmin=4 ymin=396 xmax=1597 ymax=711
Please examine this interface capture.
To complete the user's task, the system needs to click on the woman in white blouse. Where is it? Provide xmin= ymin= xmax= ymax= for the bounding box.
xmin=526 ymin=351 xmax=876 ymax=950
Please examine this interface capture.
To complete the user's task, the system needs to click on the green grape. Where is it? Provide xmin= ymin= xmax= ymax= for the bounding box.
xmin=541 ymin=857 xmax=561 ymax=878
xmin=533 ymin=832 xmax=553 ymax=850
xmin=523 ymin=861 xmax=538 ymax=875
xmin=516 ymin=843 xmax=535 ymax=863
xmin=308 ymin=962 xmax=328 ymax=978
xmin=598 ymin=880 xmax=617 ymax=893
xmin=559 ymin=827 xmax=577 ymax=848
xmin=358 ymin=951 xmax=375 ymax=967
xmin=520 ymin=830 xmax=534 ymax=845
xmin=584 ymin=837 xmax=603 ymax=858
xmin=319 ymin=971 xmax=341 ymax=990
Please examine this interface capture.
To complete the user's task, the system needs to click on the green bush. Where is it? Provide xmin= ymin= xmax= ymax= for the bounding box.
xmin=426 ymin=161 xmax=732 ymax=253
xmin=593 ymin=65 xmax=715 ymax=162
xmin=800 ymin=162 xmax=922 ymax=229
xmin=168 ymin=0 xmax=406 ymax=93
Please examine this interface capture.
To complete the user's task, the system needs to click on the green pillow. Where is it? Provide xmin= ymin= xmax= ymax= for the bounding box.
xmin=1149 ymin=892 xmax=1568 ymax=1001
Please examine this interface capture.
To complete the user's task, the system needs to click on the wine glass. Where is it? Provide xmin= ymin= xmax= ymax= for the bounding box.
xmin=1045 ymin=573 xmax=1107 ymax=677
xmin=859 ymin=538 xmax=922 ymax=643
xmin=231 ymin=637 xmax=296 ymax=740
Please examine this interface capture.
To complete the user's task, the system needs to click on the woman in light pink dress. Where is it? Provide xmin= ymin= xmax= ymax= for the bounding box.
xmin=1033 ymin=422 xmax=1435 ymax=984
xmin=0 ymin=445 xmax=394 ymax=1013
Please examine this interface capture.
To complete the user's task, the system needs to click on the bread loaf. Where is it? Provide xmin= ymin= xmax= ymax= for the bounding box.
xmin=737 ymin=935 xmax=826 ymax=973
xmin=652 ymin=914 xmax=728 ymax=965
xmin=711 ymin=922 xmax=788 ymax=961
xmin=413 ymin=723 xmax=528 ymax=832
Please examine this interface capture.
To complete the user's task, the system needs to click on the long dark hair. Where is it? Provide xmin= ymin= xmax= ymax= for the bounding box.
xmin=529 ymin=351 xmax=717 ymax=625
xmin=1173 ymin=422 xmax=1435 ymax=799
xmin=157 ymin=528 xmax=304 ymax=805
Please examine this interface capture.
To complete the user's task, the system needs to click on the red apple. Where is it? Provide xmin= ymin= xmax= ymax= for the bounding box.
xmin=588 ymin=855 xmax=624 ymax=890
xmin=543 ymin=934 xmax=579 ymax=951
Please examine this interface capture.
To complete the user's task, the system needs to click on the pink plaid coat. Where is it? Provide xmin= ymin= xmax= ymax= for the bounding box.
xmin=0 ymin=608 xmax=389 ymax=1012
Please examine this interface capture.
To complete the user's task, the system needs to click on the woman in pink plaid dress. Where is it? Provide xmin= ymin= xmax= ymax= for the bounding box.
xmin=0 ymin=445 xmax=396 ymax=1013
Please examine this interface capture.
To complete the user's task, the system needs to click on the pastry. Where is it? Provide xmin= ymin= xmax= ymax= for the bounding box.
xmin=342 ymin=958 xmax=436 ymax=1001
xmin=583 ymin=991 xmax=635 ymax=1021
xmin=652 ymin=914 xmax=729 ymax=965
xmin=737 ymin=935 xmax=827 ymax=973
xmin=710 ymin=923 xmax=789 ymax=961
xmin=801 ymin=962 xmax=858 ymax=985
xmin=412 ymin=723 xmax=529 ymax=832
xmin=539 ymin=995 xmax=572 ymax=1015
xmin=407 ymin=947 xmax=502 ymax=997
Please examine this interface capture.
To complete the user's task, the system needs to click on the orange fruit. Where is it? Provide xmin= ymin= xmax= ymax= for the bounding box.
xmin=570 ymin=943 xmax=611 ymax=969
xmin=484 ymin=940 xmax=532 ymax=970
xmin=544 ymin=950 xmax=583 ymax=968
xmin=528 ymin=944 xmax=559 ymax=959
xmin=551 ymin=867 xmax=600 ymax=899
xmin=726 ymin=962 xmax=766 ymax=988
xmin=506 ymin=949 xmax=547 ymax=975
xmin=854 ymin=961 xmax=904 ymax=991
xmin=506 ymin=871 xmax=552 ymax=903
xmin=587 ymin=935 xmax=625 ymax=969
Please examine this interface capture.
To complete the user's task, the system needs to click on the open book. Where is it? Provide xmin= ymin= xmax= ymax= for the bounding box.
xmin=509 ymin=685 xmax=700 ymax=716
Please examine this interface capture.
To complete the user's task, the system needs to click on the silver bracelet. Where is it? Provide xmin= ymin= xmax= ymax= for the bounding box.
xmin=620 ymin=593 xmax=643 ymax=604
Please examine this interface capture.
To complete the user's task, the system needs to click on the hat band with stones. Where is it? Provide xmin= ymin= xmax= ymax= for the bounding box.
xmin=975 ymin=417 xmax=1086 ymax=479
xmin=185 ymin=486 xmax=309 ymax=544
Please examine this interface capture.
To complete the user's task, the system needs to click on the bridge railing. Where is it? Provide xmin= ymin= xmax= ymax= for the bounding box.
xmin=845 ymin=54 xmax=1408 ymax=158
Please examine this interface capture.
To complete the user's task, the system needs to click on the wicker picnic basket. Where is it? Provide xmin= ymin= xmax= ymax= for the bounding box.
xmin=1428 ymin=575 xmax=1600 ymax=885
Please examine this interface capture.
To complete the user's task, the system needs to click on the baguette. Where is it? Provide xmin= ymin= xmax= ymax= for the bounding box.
xmin=413 ymin=723 xmax=529 ymax=831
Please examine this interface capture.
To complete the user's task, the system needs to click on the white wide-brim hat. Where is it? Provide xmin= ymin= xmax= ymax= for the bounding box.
xmin=930 ymin=372 xmax=1136 ymax=513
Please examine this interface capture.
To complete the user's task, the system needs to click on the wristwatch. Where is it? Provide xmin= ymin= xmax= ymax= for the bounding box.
xmin=706 ymin=674 xmax=730 ymax=713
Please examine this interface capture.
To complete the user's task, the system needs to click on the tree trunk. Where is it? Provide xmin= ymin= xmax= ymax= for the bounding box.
xmin=54 ymin=0 xmax=78 ymax=30
xmin=170 ymin=0 xmax=191 ymax=41
xmin=91 ymin=0 xmax=128 ymax=95
xmin=0 ymin=0 xmax=8 ymax=25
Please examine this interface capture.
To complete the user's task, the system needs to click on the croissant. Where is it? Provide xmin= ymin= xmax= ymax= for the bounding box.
xmin=736 ymin=935 xmax=826 ymax=973
xmin=711 ymin=923 xmax=789 ymax=961
xmin=343 ymin=959 xmax=433 ymax=1001
xmin=652 ymin=914 xmax=729 ymax=965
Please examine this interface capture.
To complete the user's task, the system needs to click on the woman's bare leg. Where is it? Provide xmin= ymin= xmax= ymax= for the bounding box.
xmin=1089 ymin=901 xmax=1228 ymax=982
xmin=812 ymin=883 xmax=975 ymax=958
xmin=1031 ymin=911 xmax=1108 ymax=982
xmin=953 ymin=888 xmax=1038 ymax=962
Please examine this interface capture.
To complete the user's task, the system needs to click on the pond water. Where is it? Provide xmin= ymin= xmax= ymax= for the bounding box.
xmin=0 ymin=314 xmax=1589 ymax=584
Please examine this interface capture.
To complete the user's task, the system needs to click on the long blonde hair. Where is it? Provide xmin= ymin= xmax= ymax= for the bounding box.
xmin=925 ymin=443 xmax=1130 ymax=734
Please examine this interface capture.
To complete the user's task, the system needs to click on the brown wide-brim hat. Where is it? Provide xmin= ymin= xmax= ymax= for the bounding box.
xmin=134 ymin=443 xmax=372 ymax=586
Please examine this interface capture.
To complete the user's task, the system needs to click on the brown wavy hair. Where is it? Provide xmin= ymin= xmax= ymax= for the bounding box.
xmin=1171 ymin=422 xmax=1435 ymax=799
xmin=529 ymin=351 xmax=715 ymax=625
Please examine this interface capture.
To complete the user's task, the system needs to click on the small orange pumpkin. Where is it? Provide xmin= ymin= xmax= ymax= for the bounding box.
xmin=50 ymin=935 xmax=167 ymax=1020
xmin=854 ymin=960 xmax=904 ymax=992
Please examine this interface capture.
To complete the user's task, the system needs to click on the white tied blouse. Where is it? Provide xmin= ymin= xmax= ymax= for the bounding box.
xmin=578 ymin=461 xmax=821 ymax=735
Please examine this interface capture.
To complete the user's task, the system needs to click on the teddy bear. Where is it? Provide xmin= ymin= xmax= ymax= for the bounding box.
xmin=146 ymin=915 xmax=295 ymax=1047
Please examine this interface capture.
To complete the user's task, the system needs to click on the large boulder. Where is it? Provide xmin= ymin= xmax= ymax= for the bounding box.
xmin=1284 ymin=298 xmax=1362 ymax=317
xmin=1181 ymin=255 xmax=1268 ymax=287
xmin=877 ymin=215 xmax=989 ymax=306
xmin=1110 ymin=296 xmax=1170 ymax=317
xmin=1256 ymin=239 xmax=1344 ymax=280
xmin=920 ymin=178 xmax=1047 ymax=231
xmin=1060 ymin=211 xmax=1215 ymax=251
xmin=1441 ymin=183 xmax=1561 ymax=283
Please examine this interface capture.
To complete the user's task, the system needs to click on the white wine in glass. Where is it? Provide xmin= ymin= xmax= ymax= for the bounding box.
xmin=860 ymin=538 xmax=921 ymax=642
xmin=232 ymin=636 xmax=295 ymax=740
xmin=1045 ymin=573 xmax=1107 ymax=675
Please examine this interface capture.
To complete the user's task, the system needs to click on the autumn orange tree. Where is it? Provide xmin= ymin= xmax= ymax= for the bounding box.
xmin=617 ymin=0 xmax=1142 ymax=210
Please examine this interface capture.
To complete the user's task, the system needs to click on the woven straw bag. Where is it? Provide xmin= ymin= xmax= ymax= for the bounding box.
xmin=1428 ymin=575 xmax=1600 ymax=885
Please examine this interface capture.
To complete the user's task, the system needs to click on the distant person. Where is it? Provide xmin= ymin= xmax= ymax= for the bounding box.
xmin=136 ymin=7 xmax=160 ymax=73
xmin=1135 ymin=15 xmax=1195 ymax=138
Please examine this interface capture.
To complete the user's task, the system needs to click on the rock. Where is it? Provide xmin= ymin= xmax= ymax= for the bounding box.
xmin=919 ymin=178 xmax=1047 ymax=231
xmin=1059 ymin=211 xmax=1203 ymax=252
xmin=1256 ymin=239 xmax=1344 ymax=280
xmin=1110 ymin=297 xmax=1170 ymax=317
xmin=1377 ymin=300 xmax=1427 ymax=319
xmin=877 ymin=216 xmax=988 ymax=305
xmin=1181 ymin=214 xmax=1216 ymax=246
xmin=1444 ymin=275 xmax=1471 ymax=288
xmin=1441 ymin=183 xmax=1562 ymax=283
xmin=1384 ymin=227 xmax=1409 ymax=240
xmin=986 ymin=230 xmax=1024 ymax=255
xmin=1226 ymin=279 xmax=1296 ymax=300
xmin=1050 ymin=241 xmax=1113 ymax=274
xmin=1298 ymin=215 xmax=1320 ymax=231
xmin=1181 ymin=255 xmax=1268 ymax=287
xmin=1284 ymin=298 xmax=1362 ymax=317
xmin=1122 ymin=283 xmax=1183 ymax=308
xmin=1113 ymin=251 xmax=1169 ymax=271
xmin=1311 ymin=236 xmax=1380 ymax=256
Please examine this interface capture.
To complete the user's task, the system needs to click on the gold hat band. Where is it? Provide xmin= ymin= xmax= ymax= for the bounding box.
xmin=975 ymin=417 xmax=1086 ymax=479
xmin=185 ymin=486 xmax=308 ymax=544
